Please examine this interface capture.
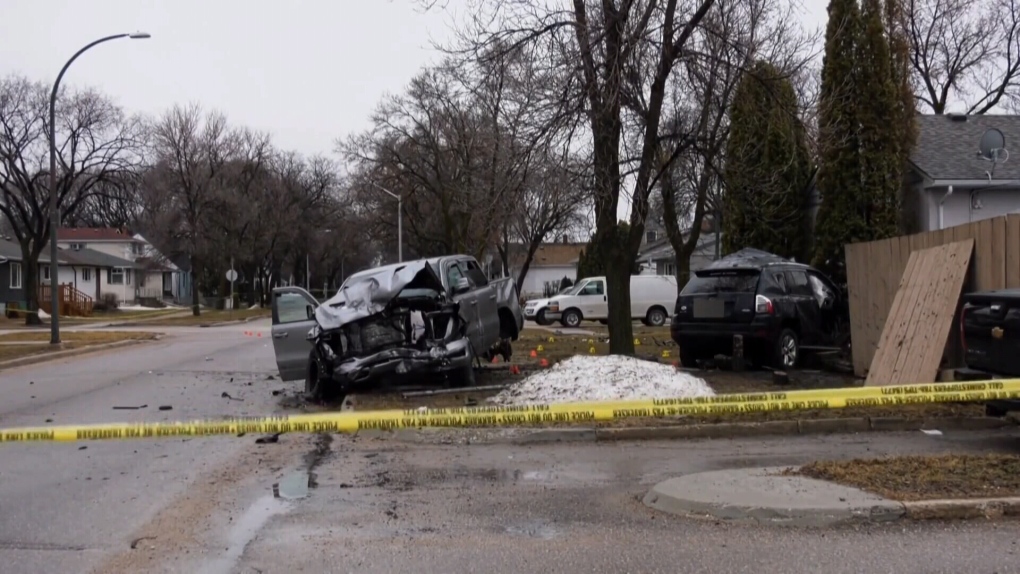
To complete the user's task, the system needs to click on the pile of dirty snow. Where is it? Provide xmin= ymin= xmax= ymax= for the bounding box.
xmin=490 ymin=355 xmax=715 ymax=405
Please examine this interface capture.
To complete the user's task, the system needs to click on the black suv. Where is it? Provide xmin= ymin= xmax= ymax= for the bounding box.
xmin=670 ymin=248 xmax=848 ymax=369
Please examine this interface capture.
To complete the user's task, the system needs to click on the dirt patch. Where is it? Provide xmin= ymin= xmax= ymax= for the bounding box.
xmin=0 ymin=331 xmax=159 ymax=362
xmin=515 ymin=327 xmax=675 ymax=365
xmin=791 ymin=454 xmax=1020 ymax=501
xmin=139 ymin=308 xmax=270 ymax=326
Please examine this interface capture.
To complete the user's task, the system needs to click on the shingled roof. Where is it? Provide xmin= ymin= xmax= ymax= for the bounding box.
xmin=911 ymin=115 xmax=1020 ymax=181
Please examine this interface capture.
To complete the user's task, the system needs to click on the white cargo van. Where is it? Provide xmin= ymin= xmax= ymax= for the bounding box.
xmin=535 ymin=275 xmax=678 ymax=327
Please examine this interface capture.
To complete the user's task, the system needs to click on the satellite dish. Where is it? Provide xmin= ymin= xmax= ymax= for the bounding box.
xmin=978 ymin=128 xmax=1008 ymax=162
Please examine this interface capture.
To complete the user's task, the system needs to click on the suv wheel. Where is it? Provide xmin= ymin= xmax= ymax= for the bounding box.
xmin=535 ymin=309 xmax=552 ymax=326
xmin=773 ymin=329 xmax=799 ymax=369
xmin=561 ymin=309 xmax=582 ymax=328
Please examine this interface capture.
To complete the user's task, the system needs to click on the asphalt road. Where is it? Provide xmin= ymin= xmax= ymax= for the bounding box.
xmin=1 ymin=321 xmax=1020 ymax=573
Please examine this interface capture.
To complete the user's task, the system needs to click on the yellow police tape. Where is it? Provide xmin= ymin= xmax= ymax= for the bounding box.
xmin=2 ymin=379 xmax=1019 ymax=443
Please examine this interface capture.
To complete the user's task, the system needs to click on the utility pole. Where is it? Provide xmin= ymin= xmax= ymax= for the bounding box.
xmin=370 ymin=182 xmax=402 ymax=262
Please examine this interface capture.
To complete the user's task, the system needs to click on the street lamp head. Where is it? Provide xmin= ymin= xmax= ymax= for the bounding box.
xmin=128 ymin=32 xmax=152 ymax=39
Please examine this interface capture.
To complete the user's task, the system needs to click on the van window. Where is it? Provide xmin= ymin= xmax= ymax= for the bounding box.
xmin=580 ymin=280 xmax=604 ymax=295
xmin=682 ymin=271 xmax=760 ymax=295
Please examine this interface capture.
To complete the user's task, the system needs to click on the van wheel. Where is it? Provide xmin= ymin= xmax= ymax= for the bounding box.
xmin=773 ymin=329 xmax=800 ymax=369
xmin=560 ymin=309 xmax=582 ymax=328
xmin=645 ymin=307 xmax=667 ymax=327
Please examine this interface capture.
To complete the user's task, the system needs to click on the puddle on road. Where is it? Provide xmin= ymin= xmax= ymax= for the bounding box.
xmin=195 ymin=495 xmax=288 ymax=574
xmin=274 ymin=471 xmax=315 ymax=500
xmin=504 ymin=520 xmax=560 ymax=540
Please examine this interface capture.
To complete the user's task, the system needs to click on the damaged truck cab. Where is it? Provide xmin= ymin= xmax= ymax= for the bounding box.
xmin=270 ymin=255 xmax=525 ymax=400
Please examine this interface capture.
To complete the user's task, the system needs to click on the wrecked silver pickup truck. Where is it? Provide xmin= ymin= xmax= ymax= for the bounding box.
xmin=270 ymin=255 xmax=525 ymax=400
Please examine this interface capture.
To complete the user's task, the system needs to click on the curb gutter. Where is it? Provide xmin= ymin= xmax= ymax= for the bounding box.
xmin=902 ymin=497 xmax=1020 ymax=520
xmin=358 ymin=415 xmax=1012 ymax=445
xmin=0 ymin=337 xmax=159 ymax=370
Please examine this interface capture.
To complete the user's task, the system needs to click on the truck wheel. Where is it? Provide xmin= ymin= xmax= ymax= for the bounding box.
xmin=451 ymin=345 xmax=477 ymax=388
xmin=560 ymin=309 xmax=582 ymax=328
xmin=645 ymin=307 xmax=667 ymax=327
xmin=305 ymin=351 xmax=343 ymax=403
xmin=772 ymin=328 xmax=800 ymax=369
xmin=536 ymin=309 xmax=552 ymax=326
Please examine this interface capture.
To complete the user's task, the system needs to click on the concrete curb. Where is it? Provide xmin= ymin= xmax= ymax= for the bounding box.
xmin=0 ymin=337 xmax=159 ymax=370
xmin=902 ymin=497 xmax=1020 ymax=520
xmin=590 ymin=415 xmax=1009 ymax=443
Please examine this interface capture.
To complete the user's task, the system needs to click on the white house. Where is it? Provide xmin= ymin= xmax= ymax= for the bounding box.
xmin=57 ymin=228 xmax=183 ymax=304
xmin=906 ymin=114 xmax=1020 ymax=231
xmin=502 ymin=240 xmax=586 ymax=300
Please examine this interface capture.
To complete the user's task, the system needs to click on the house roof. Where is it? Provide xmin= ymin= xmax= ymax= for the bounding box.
xmin=135 ymin=256 xmax=175 ymax=272
xmin=57 ymin=247 xmax=137 ymax=269
xmin=57 ymin=227 xmax=140 ymax=242
xmin=508 ymin=242 xmax=586 ymax=268
xmin=911 ymin=114 xmax=1020 ymax=182
xmin=637 ymin=232 xmax=721 ymax=262
xmin=0 ymin=239 xmax=57 ymax=263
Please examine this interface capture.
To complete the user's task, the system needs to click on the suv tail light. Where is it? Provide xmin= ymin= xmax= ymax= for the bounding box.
xmin=755 ymin=294 xmax=774 ymax=315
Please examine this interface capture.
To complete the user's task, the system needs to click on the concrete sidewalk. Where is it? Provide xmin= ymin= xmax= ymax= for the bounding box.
xmin=643 ymin=466 xmax=906 ymax=527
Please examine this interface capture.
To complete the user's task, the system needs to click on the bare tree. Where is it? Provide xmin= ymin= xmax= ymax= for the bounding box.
xmin=907 ymin=0 xmax=1020 ymax=113
xmin=0 ymin=75 xmax=142 ymax=324
xmin=140 ymin=103 xmax=239 ymax=315
xmin=658 ymin=0 xmax=817 ymax=284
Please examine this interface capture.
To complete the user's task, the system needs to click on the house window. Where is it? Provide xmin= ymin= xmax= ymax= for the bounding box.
xmin=647 ymin=230 xmax=657 ymax=243
xmin=10 ymin=262 xmax=22 ymax=289
xmin=82 ymin=268 xmax=92 ymax=282
xmin=41 ymin=264 xmax=50 ymax=281
xmin=663 ymin=263 xmax=676 ymax=277
xmin=109 ymin=267 xmax=126 ymax=285
xmin=132 ymin=243 xmax=145 ymax=256
xmin=69 ymin=242 xmax=86 ymax=250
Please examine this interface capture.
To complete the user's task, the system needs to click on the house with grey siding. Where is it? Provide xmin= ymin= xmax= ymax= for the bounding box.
xmin=906 ymin=114 xmax=1020 ymax=231
xmin=0 ymin=239 xmax=61 ymax=313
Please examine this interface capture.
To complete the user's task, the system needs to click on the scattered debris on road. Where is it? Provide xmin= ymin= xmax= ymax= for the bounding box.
xmin=130 ymin=536 xmax=156 ymax=550
xmin=158 ymin=405 xmax=173 ymax=411
xmin=113 ymin=405 xmax=148 ymax=410
xmin=489 ymin=355 xmax=715 ymax=405
xmin=256 ymin=433 xmax=281 ymax=444
xmin=221 ymin=392 xmax=243 ymax=401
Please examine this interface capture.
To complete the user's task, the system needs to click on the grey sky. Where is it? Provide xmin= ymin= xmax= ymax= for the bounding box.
xmin=2 ymin=1 xmax=827 ymax=161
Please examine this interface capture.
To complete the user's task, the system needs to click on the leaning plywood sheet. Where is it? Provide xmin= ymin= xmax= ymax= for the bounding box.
xmin=865 ymin=239 xmax=974 ymax=386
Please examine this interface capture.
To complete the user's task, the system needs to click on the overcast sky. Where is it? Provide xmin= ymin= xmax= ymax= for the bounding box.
xmin=2 ymin=0 xmax=826 ymax=222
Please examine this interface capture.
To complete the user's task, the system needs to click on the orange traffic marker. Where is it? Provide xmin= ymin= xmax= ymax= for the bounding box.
xmin=539 ymin=358 xmax=549 ymax=368
xmin=256 ymin=332 xmax=262 ymax=338
xmin=491 ymin=356 xmax=499 ymax=364
xmin=529 ymin=350 xmax=537 ymax=358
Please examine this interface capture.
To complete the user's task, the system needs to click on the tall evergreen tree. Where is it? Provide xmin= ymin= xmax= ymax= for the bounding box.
xmin=812 ymin=0 xmax=866 ymax=284
xmin=858 ymin=0 xmax=902 ymax=238
xmin=884 ymin=0 xmax=920 ymax=233
xmin=723 ymin=60 xmax=814 ymax=262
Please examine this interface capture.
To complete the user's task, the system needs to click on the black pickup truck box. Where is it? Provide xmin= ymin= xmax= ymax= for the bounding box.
xmin=957 ymin=289 xmax=1020 ymax=415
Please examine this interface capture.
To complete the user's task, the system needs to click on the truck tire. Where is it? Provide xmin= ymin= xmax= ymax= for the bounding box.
xmin=450 ymin=344 xmax=477 ymax=388
xmin=560 ymin=308 xmax=582 ymax=328
xmin=305 ymin=350 xmax=343 ymax=403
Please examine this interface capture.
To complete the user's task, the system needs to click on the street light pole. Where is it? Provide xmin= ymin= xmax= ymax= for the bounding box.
xmin=370 ymin=182 xmax=402 ymax=262
xmin=48 ymin=32 xmax=150 ymax=345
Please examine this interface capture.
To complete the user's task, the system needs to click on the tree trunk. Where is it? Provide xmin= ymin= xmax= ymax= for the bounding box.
xmin=21 ymin=247 xmax=42 ymax=326
xmin=190 ymin=255 xmax=201 ymax=316
xmin=605 ymin=241 xmax=634 ymax=355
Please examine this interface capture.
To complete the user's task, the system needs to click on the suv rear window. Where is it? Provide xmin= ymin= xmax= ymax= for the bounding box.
xmin=682 ymin=271 xmax=760 ymax=295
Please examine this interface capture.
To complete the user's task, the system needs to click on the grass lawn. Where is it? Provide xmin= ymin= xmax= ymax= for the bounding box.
xmin=790 ymin=454 xmax=1020 ymax=501
xmin=0 ymin=331 xmax=159 ymax=363
xmin=132 ymin=307 xmax=270 ymax=326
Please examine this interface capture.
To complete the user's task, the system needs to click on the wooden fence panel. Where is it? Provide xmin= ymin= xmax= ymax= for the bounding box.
xmin=845 ymin=215 xmax=1015 ymax=377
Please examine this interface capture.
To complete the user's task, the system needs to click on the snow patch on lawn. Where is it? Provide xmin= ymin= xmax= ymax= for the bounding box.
xmin=490 ymin=355 xmax=715 ymax=405
xmin=118 ymin=305 xmax=170 ymax=312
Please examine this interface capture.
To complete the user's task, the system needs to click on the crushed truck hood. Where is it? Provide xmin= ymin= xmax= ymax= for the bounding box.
xmin=314 ymin=260 xmax=445 ymax=331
